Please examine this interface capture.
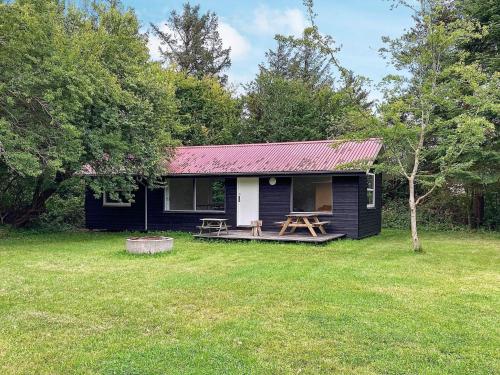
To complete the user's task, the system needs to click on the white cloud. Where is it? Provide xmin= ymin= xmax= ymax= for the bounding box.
xmin=252 ymin=6 xmax=307 ymax=37
xmin=219 ymin=22 xmax=251 ymax=61
xmin=147 ymin=33 xmax=162 ymax=61
xmin=146 ymin=23 xmax=170 ymax=62
xmin=146 ymin=21 xmax=250 ymax=62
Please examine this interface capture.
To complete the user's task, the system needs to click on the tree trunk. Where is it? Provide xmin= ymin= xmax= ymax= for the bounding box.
xmin=472 ymin=189 xmax=484 ymax=228
xmin=10 ymin=175 xmax=60 ymax=227
xmin=465 ymin=187 xmax=472 ymax=228
xmin=408 ymin=178 xmax=422 ymax=252
xmin=12 ymin=189 xmax=56 ymax=227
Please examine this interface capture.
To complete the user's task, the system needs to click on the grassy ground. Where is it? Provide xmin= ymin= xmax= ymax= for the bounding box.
xmin=0 ymin=229 xmax=498 ymax=374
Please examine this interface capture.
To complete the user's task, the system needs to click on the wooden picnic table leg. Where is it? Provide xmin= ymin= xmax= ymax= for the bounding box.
xmin=279 ymin=217 xmax=292 ymax=236
xmin=303 ymin=217 xmax=317 ymax=237
xmin=289 ymin=217 xmax=299 ymax=233
xmin=217 ymin=221 xmax=223 ymax=236
xmin=312 ymin=216 xmax=327 ymax=234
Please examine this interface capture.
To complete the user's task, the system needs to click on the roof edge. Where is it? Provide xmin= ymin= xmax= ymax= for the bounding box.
xmin=174 ymin=138 xmax=382 ymax=150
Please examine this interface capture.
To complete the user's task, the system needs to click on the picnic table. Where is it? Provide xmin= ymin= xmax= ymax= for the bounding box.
xmin=278 ymin=212 xmax=329 ymax=237
xmin=198 ymin=218 xmax=230 ymax=236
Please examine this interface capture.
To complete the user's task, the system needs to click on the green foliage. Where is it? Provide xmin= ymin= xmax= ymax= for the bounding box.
xmin=240 ymin=72 xmax=340 ymax=142
xmin=484 ymin=190 xmax=500 ymax=229
xmin=240 ymin=65 xmax=376 ymax=143
xmin=171 ymin=72 xmax=240 ymax=145
xmin=0 ymin=0 xmax=178 ymax=226
xmin=239 ymin=1 xmax=376 ymax=145
xmin=38 ymin=195 xmax=84 ymax=230
xmin=37 ymin=178 xmax=85 ymax=230
xmin=351 ymin=0 xmax=499 ymax=249
xmin=151 ymin=2 xmax=231 ymax=84
xmin=459 ymin=0 xmax=500 ymax=73
xmin=264 ymin=33 xmax=335 ymax=89
xmin=376 ymin=16 xmax=493 ymax=185
xmin=383 ymin=195 xmax=470 ymax=231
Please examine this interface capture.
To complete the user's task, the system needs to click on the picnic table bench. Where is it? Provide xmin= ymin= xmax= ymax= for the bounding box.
xmin=197 ymin=218 xmax=230 ymax=236
xmin=277 ymin=212 xmax=330 ymax=237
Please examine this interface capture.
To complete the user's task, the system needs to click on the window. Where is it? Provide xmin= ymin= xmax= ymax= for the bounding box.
xmin=103 ymin=192 xmax=132 ymax=207
xmin=367 ymin=172 xmax=375 ymax=208
xmin=196 ymin=178 xmax=225 ymax=211
xmin=165 ymin=178 xmax=195 ymax=210
xmin=292 ymin=176 xmax=332 ymax=213
xmin=164 ymin=178 xmax=225 ymax=212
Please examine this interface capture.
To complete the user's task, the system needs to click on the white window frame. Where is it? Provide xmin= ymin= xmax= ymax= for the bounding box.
xmin=367 ymin=172 xmax=376 ymax=209
xmin=103 ymin=192 xmax=131 ymax=207
xmin=164 ymin=178 xmax=225 ymax=213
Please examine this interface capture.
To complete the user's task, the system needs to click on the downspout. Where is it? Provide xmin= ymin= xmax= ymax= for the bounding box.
xmin=144 ymin=185 xmax=148 ymax=232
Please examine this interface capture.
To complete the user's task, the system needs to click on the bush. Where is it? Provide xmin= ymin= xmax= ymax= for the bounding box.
xmin=382 ymin=196 xmax=468 ymax=231
xmin=36 ymin=178 xmax=85 ymax=230
xmin=381 ymin=179 xmax=500 ymax=231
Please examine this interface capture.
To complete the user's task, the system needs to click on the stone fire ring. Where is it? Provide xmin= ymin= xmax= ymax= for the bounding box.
xmin=126 ymin=236 xmax=173 ymax=254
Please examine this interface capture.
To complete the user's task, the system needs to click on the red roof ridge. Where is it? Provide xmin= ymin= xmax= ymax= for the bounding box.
xmin=175 ymin=138 xmax=382 ymax=150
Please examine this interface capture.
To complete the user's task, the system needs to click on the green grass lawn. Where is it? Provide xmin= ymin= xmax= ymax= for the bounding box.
xmin=0 ymin=229 xmax=498 ymax=374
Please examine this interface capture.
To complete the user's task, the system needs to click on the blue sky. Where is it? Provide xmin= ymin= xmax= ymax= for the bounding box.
xmin=122 ymin=0 xmax=413 ymax=99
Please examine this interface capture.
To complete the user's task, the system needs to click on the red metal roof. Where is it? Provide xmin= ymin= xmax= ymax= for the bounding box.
xmin=165 ymin=139 xmax=382 ymax=175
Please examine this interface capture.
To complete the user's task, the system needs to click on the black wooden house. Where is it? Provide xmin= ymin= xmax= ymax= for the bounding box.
xmin=85 ymin=139 xmax=382 ymax=239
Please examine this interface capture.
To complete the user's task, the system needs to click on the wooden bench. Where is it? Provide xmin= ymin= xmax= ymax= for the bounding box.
xmin=279 ymin=213 xmax=331 ymax=237
xmin=313 ymin=221 xmax=330 ymax=226
xmin=276 ymin=220 xmax=330 ymax=227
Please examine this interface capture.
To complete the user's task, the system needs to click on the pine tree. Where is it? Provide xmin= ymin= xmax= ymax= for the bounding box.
xmin=261 ymin=33 xmax=334 ymax=89
xmin=151 ymin=2 xmax=231 ymax=84
xmin=261 ymin=40 xmax=293 ymax=79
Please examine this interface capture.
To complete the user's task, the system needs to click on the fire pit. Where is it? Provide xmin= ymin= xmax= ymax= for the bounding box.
xmin=126 ymin=236 xmax=173 ymax=254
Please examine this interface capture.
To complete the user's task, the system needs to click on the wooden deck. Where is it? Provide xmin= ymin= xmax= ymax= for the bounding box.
xmin=193 ymin=230 xmax=345 ymax=244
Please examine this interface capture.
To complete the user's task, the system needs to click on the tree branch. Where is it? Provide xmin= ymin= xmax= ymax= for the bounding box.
xmin=396 ymin=155 xmax=410 ymax=179
xmin=415 ymin=183 xmax=438 ymax=206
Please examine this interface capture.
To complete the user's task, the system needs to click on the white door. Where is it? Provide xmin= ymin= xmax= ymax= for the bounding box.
xmin=237 ymin=177 xmax=259 ymax=226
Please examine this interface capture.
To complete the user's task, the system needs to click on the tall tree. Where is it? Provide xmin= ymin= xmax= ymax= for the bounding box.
xmin=240 ymin=0 xmax=375 ymax=144
xmin=171 ymin=71 xmax=240 ymax=146
xmin=261 ymin=33 xmax=334 ymax=89
xmin=240 ymin=72 xmax=350 ymax=143
xmin=0 ymin=0 xmax=178 ymax=226
xmin=151 ymin=2 xmax=231 ymax=84
xmin=364 ymin=0 xmax=496 ymax=251
xmin=298 ymin=0 xmax=373 ymax=109
xmin=456 ymin=0 xmax=500 ymax=228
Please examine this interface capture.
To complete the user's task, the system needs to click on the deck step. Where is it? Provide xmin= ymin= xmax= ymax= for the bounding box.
xmin=193 ymin=230 xmax=346 ymax=244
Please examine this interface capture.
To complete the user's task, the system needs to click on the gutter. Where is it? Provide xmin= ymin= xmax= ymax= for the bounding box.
xmin=160 ymin=170 xmax=369 ymax=178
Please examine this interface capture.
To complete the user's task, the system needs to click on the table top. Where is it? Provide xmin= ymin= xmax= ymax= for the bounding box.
xmin=286 ymin=212 xmax=323 ymax=217
xmin=200 ymin=218 xmax=228 ymax=221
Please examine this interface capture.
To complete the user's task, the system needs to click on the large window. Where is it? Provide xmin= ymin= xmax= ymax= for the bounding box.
xmin=367 ymin=173 xmax=375 ymax=208
xmin=292 ymin=176 xmax=332 ymax=213
xmin=164 ymin=178 xmax=225 ymax=212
